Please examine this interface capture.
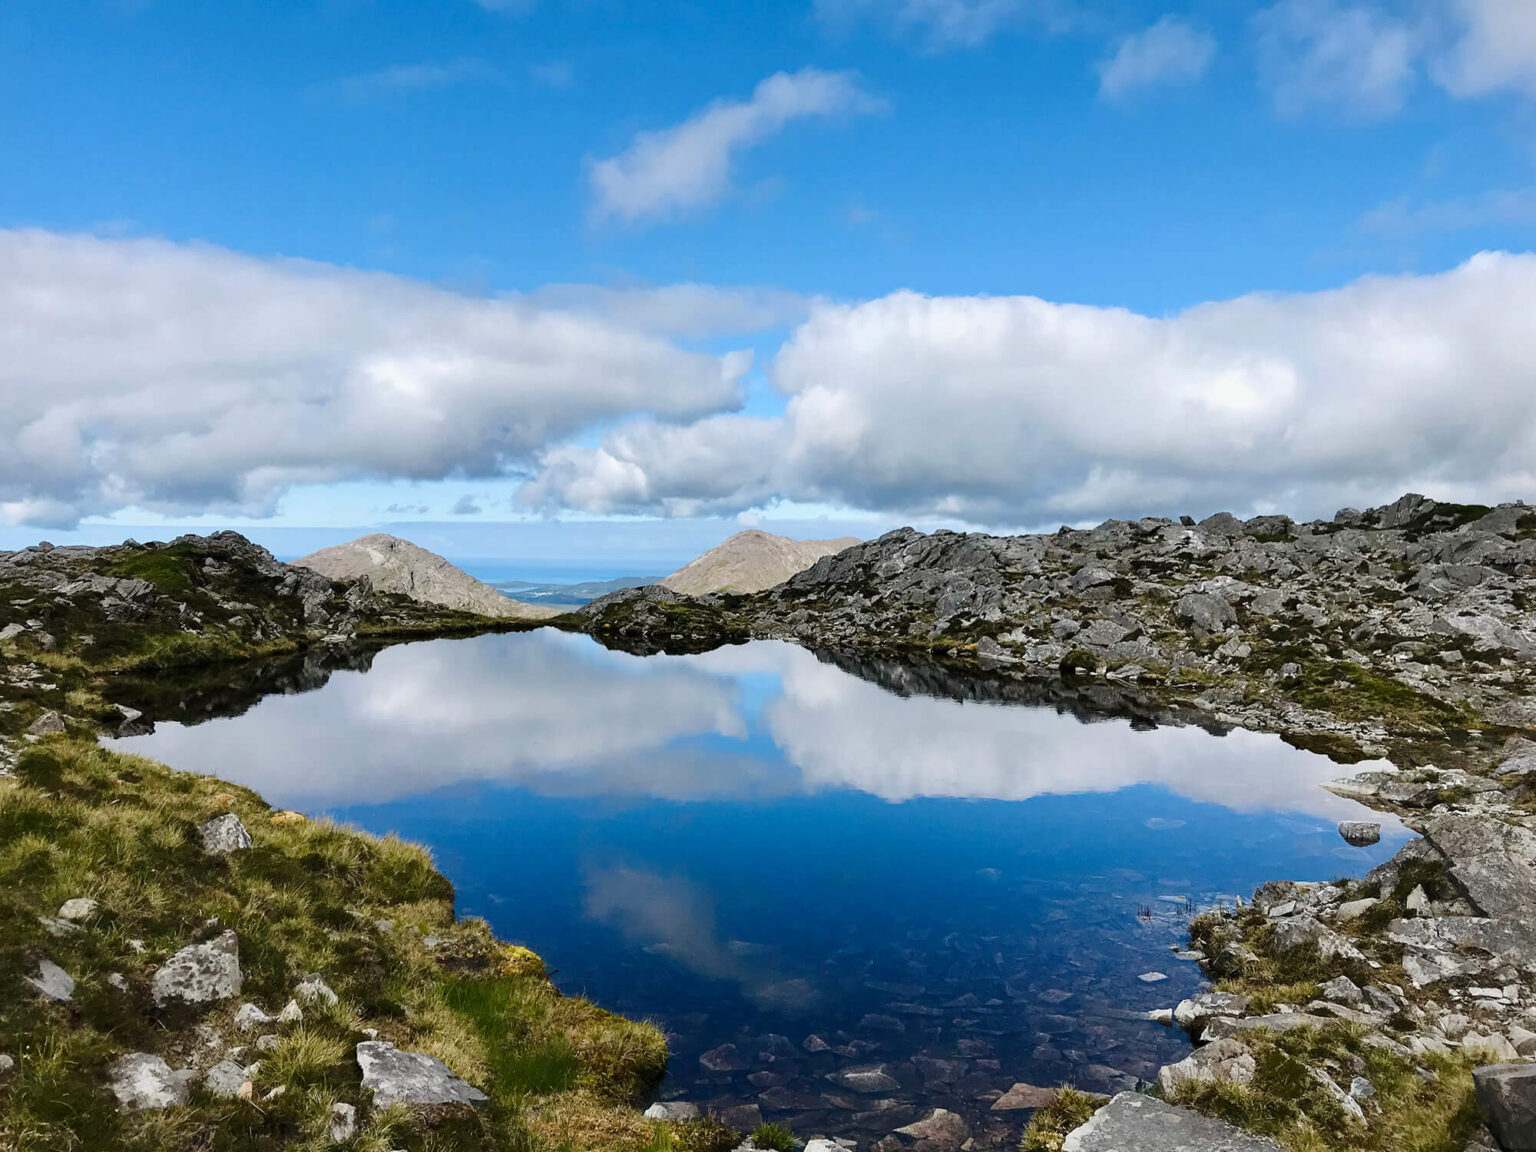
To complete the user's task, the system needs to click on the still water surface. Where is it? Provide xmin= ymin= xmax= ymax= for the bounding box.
xmin=110 ymin=631 xmax=1408 ymax=1146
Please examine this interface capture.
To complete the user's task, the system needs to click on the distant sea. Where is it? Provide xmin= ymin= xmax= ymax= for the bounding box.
xmin=456 ymin=560 xmax=662 ymax=588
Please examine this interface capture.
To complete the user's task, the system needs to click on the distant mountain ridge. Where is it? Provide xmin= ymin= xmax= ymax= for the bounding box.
xmin=295 ymin=534 xmax=559 ymax=620
xmin=659 ymin=529 xmax=860 ymax=596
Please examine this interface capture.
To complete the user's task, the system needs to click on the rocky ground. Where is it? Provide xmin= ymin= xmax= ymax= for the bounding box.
xmin=571 ymin=493 xmax=1536 ymax=1151
xmin=0 ymin=535 xmax=721 ymax=1152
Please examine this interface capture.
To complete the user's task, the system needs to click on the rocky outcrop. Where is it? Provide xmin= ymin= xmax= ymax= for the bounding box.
xmin=295 ymin=534 xmax=557 ymax=621
xmin=1061 ymin=1092 xmax=1282 ymax=1151
xmin=1474 ymin=1063 xmax=1536 ymax=1151
xmin=659 ymin=529 xmax=860 ymax=596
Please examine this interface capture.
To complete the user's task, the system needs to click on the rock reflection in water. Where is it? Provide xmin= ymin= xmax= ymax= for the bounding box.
xmin=107 ymin=630 xmax=1410 ymax=1148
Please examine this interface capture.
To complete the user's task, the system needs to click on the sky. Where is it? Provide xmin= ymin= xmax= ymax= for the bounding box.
xmin=3 ymin=0 xmax=1536 ymax=565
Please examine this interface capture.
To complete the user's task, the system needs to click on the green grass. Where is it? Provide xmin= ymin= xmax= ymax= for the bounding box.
xmin=1019 ymin=1086 xmax=1102 ymax=1151
xmin=0 ymin=738 xmax=673 ymax=1152
xmin=750 ymin=1122 xmax=797 ymax=1151
xmin=1169 ymin=1023 xmax=1483 ymax=1152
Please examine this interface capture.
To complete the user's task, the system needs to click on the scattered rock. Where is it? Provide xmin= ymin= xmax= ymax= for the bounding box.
xmin=1338 ymin=821 xmax=1382 ymax=847
xmin=1474 ymin=1063 xmax=1536 ymax=1152
xmin=25 ymin=958 xmax=75 ymax=1002
xmin=202 ymin=1059 xmax=249 ymax=1098
xmin=826 ymin=1064 xmax=901 ymax=1093
xmin=0 ymin=1054 xmax=13 ymax=1077
xmin=355 ymin=1041 xmax=487 ymax=1108
xmin=1320 ymin=976 xmax=1363 ymax=1007
xmin=992 ymin=1082 xmax=1058 ymax=1111
xmin=27 ymin=711 xmax=66 ymax=736
xmin=57 ymin=897 xmax=99 ymax=922
xmin=278 ymin=999 xmax=304 ymax=1025
xmin=895 ymin=1108 xmax=970 ymax=1150
xmin=234 ymin=1002 xmax=274 ymax=1032
xmin=151 ymin=930 xmax=242 ymax=1006
xmin=1062 ymin=1092 xmax=1282 ymax=1151
xmin=109 ymin=1053 xmax=193 ymax=1110
xmin=294 ymin=972 xmax=339 ymax=1006
xmin=644 ymin=1102 xmax=700 ymax=1121
xmin=198 ymin=813 xmax=253 ymax=855
xmin=329 ymin=1102 xmax=358 ymax=1142
xmin=1335 ymin=897 xmax=1379 ymax=921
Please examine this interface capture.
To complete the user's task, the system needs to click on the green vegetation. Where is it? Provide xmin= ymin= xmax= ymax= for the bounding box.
xmin=749 ymin=1121 xmax=798 ymax=1151
xmin=0 ymin=738 xmax=675 ymax=1151
xmin=1169 ymin=1023 xmax=1482 ymax=1152
xmin=1018 ymin=1086 xmax=1102 ymax=1152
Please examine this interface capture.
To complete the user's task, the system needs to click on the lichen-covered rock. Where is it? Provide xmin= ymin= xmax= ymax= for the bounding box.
xmin=56 ymin=897 xmax=99 ymax=922
xmin=1338 ymin=821 xmax=1381 ymax=846
xmin=151 ymin=930 xmax=242 ymax=1007
xmin=355 ymin=1041 xmax=487 ymax=1108
xmin=1157 ymin=1037 xmax=1256 ymax=1095
xmin=198 ymin=813 xmax=252 ymax=855
xmin=27 ymin=711 xmax=66 ymax=736
xmin=329 ymin=1102 xmax=358 ymax=1141
xmin=293 ymin=972 xmax=338 ymax=1006
xmin=1063 ymin=1092 xmax=1283 ymax=1151
xmin=202 ymin=1059 xmax=249 ymax=1098
xmin=109 ymin=1053 xmax=193 ymax=1110
xmin=234 ymin=1002 xmax=274 ymax=1032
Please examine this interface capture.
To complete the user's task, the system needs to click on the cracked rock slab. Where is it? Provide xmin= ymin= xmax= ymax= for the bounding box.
xmin=356 ymin=1041 xmax=487 ymax=1108
xmin=1063 ymin=1092 xmax=1283 ymax=1151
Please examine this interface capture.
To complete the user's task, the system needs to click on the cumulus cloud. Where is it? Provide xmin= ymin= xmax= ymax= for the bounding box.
xmin=813 ymin=0 xmax=1082 ymax=49
xmin=521 ymin=252 xmax=1536 ymax=526
xmin=0 ymin=230 xmax=746 ymax=527
xmin=521 ymin=282 xmax=812 ymax=340
xmin=1431 ymin=0 xmax=1536 ymax=98
xmin=1098 ymin=16 xmax=1215 ymax=99
xmin=1254 ymin=0 xmax=1536 ymax=117
xmin=1254 ymin=0 xmax=1416 ymax=119
xmin=588 ymin=69 xmax=882 ymax=224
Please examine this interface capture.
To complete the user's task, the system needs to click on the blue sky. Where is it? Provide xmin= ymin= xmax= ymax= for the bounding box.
xmin=2 ymin=0 xmax=1536 ymax=564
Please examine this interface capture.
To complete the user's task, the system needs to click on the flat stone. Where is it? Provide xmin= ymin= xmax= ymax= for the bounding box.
xmin=1474 ymin=1063 xmax=1536 ymax=1152
xmin=25 ymin=958 xmax=74 ymax=1002
xmin=827 ymin=1064 xmax=901 ymax=1094
xmin=57 ymin=897 xmax=99 ymax=922
xmin=1335 ymin=897 xmax=1379 ymax=921
xmin=199 ymin=813 xmax=253 ymax=855
xmin=992 ymin=1082 xmax=1059 ymax=1111
xmin=202 ymin=1059 xmax=248 ymax=1098
xmin=1338 ymin=821 xmax=1381 ymax=847
xmin=356 ymin=1041 xmax=487 ymax=1108
xmin=1062 ymin=1092 xmax=1283 ymax=1151
xmin=109 ymin=1053 xmax=193 ymax=1110
xmin=699 ymin=1043 xmax=750 ymax=1072
xmin=895 ymin=1108 xmax=969 ymax=1150
xmin=151 ymin=930 xmax=242 ymax=1006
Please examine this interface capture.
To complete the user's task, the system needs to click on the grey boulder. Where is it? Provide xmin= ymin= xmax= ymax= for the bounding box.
xmin=356 ymin=1041 xmax=487 ymax=1107
xmin=27 ymin=711 xmax=66 ymax=736
xmin=202 ymin=1059 xmax=250 ymax=1098
xmin=199 ymin=813 xmax=253 ymax=855
xmin=1063 ymin=1092 xmax=1283 ymax=1151
xmin=109 ymin=1053 xmax=194 ymax=1110
xmin=1338 ymin=821 xmax=1381 ymax=847
xmin=1474 ymin=1063 xmax=1536 ymax=1151
xmin=151 ymin=930 xmax=242 ymax=1007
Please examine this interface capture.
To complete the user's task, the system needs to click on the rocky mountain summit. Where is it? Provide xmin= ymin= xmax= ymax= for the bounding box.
xmin=295 ymin=533 xmax=558 ymax=620
xmin=659 ymin=529 xmax=861 ymax=596
xmin=580 ymin=493 xmax=1536 ymax=762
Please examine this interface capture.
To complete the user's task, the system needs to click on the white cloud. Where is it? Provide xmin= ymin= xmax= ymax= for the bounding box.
xmin=0 ymin=230 xmax=747 ymax=527
xmin=522 ymin=252 xmax=1536 ymax=526
xmin=332 ymin=58 xmax=501 ymax=102
xmin=1098 ymin=16 xmax=1215 ymax=100
xmin=1254 ymin=0 xmax=1416 ymax=120
xmin=520 ymin=282 xmax=812 ymax=340
xmin=813 ymin=0 xmax=1081 ymax=49
xmin=1431 ymin=0 xmax=1536 ymax=98
xmin=588 ymin=69 xmax=882 ymax=225
xmin=1360 ymin=188 xmax=1536 ymax=234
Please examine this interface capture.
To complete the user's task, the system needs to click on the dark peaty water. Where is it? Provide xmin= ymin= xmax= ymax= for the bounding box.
xmin=109 ymin=631 xmax=1408 ymax=1147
